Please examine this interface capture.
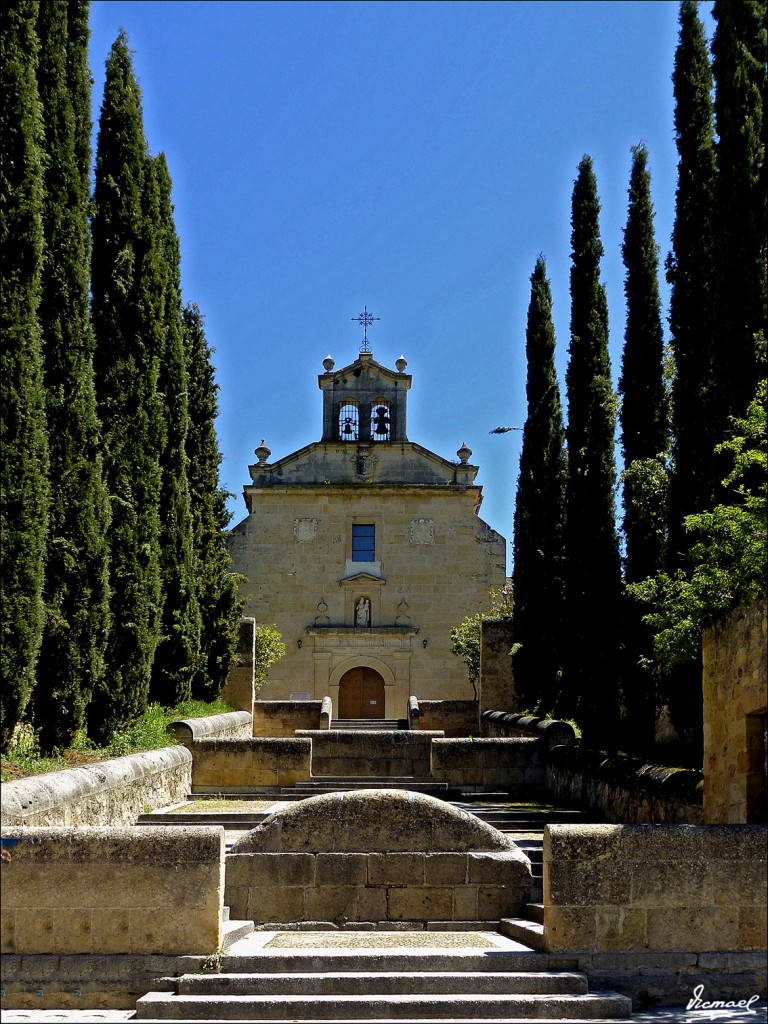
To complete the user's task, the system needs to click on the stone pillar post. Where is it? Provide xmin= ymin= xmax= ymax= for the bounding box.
xmin=479 ymin=617 xmax=517 ymax=719
xmin=219 ymin=618 xmax=256 ymax=713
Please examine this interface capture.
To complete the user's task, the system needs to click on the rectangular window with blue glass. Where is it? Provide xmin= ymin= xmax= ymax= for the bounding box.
xmin=351 ymin=523 xmax=375 ymax=561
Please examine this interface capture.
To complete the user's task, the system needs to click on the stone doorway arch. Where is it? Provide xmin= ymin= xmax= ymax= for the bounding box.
xmin=338 ymin=666 xmax=385 ymax=719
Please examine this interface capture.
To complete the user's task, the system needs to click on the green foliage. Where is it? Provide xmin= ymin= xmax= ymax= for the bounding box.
xmin=147 ymin=154 xmax=201 ymax=707
xmin=253 ymin=625 xmax=287 ymax=694
xmin=33 ymin=0 xmax=112 ymax=753
xmin=183 ymin=303 xmax=243 ymax=701
xmin=629 ymin=380 xmax=767 ymax=673
xmin=89 ymin=30 xmax=163 ymax=742
xmin=563 ymin=156 xmax=622 ymax=739
xmin=0 ymin=1 xmax=50 ymax=752
xmin=512 ymin=257 xmax=567 ymax=715
xmin=450 ymin=590 xmax=512 ymax=698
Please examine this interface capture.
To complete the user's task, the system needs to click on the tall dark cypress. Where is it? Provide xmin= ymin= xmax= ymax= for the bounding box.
xmin=183 ymin=303 xmax=242 ymax=701
xmin=512 ymin=258 xmax=567 ymax=716
xmin=90 ymin=31 xmax=162 ymax=741
xmin=32 ymin=0 xmax=111 ymax=752
xmin=711 ymin=0 xmax=767 ymax=435
xmin=0 ymin=1 xmax=49 ymax=751
xmin=619 ymin=144 xmax=668 ymax=751
xmin=666 ymin=0 xmax=719 ymax=561
xmin=563 ymin=156 xmax=623 ymax=744
xmin=147 ymin=154 xmax=201 ymax=707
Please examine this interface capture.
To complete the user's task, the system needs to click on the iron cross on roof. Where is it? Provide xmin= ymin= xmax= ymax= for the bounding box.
xmin=352 ymin=306 xmax=380 ymax=353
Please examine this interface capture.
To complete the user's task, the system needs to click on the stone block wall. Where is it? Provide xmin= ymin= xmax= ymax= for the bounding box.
xmin=219 ymin=617 xmax=255 ymax=712
xmin=190 ymin=738 xmax=312 ymax=791
xmin=430 ymin=736 xmax=545 ymax=791
xmin=478 ymin=617 xmax=516 ymax=717
xmin=295 ymin=729 xmax=441 ymax=778
xmin=545 ymin=746 xmax=704 ymax=824
xmin=544 ymin=824 xmax=767 ymax=954
xmin=703 ymin=594 xmax=767 ymax=823
xmin=0 ymin=747 xmax=192 ymax=827
xmin=412 ymin=699 xmax=479 ymax=736
xmin=482 ymin=711 xmax=576 ymax=750
xmin=252 ymin=700 xmax=327 ymax=737
xmin=225 ymin=849 xmax=530 ymax=926
xmin=1 ymin=826 xmax=224 ymax=955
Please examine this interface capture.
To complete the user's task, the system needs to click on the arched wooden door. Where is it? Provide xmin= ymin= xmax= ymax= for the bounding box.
xmin=338 ymin=667 xmax=385 ymax=719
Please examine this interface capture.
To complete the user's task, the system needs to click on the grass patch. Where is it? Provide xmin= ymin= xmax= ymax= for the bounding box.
xmin=166 ymin=799 xmax=279 ymax=813
xmin=1 ymin=698 xmax=234 ymax=783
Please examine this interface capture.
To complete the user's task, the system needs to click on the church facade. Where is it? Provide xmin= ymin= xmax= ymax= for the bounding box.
xmin=226 ymin=345 xmax=506 ymax=720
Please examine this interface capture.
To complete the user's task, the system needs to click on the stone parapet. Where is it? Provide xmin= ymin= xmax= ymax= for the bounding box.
xmin=0 ymin=826 xmax=224 ymax=955
xmin=166 ymin=711 xmax=252 ymax=746
xmin=414 ymin=699 xmax=479 ymax=736
xmin=545 ymin=745 xmax=703 ymax=824
xmin=190 ymin=737 xmax=311 ymax=790
xmin=0 ymin=747 xmax=192 ymax=827
xmin=430 ymin=736 xmax=545 ymax=791
xmin=253 ymin=700 xmax=326 ymax=737
xmin=295 ymin=729 xmax=442 ymax=778
xmin=543 ymin=823 xmax=767 ymax=954
xmin=482 ymin=710 xmax=576 ymax=749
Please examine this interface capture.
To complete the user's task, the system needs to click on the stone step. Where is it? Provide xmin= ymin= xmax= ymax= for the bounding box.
xmin=499 ymin=919 xmax=547 ymax=952
xmin=137 ymin=812 xmax=269 ymax=827
xmin=291 ymin=781 xmax=449 ymax=793
xmin=175 ymin=971 xmax=590 ymax=996
xmin=222 ymin=919 xmax=255 ymax=948
xmin=136 ymin=989 xmax=632 ymax=1020
xmin=525 ymin=903 xmax=544 ymax=925
xmin=330 ymin=720 xmax=405 ymax=730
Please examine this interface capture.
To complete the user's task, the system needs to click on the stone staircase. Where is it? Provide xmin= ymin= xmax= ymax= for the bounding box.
xmin=136 ymin=945 xmax=632 ymax=1020
xmin=331 ymin=719 xmax=406 ymax=730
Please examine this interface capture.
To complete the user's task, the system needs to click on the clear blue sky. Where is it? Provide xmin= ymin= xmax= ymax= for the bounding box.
xmin=89 ymin=0 xmax=715 ymax=572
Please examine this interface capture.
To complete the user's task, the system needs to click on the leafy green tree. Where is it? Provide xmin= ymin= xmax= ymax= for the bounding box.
xmin=629 ymin=379 xmax=766 ymax=674
xmin=711 ymin=0 xmax=767 ymax=439
xmin=563 ymin=156 xmax=623 ymax=743
xmin=183 ymin=303 xmax=242 ymax=700
xmin=511 ymin=257 xmax=567 ymax=715
xmin=450 ymin=590 xmax=513 ymax=700
xmin=32 ymin=0 xmax=112 ymax=753
xmin=253 ymin=625 xmax=286 ymax=695
xmin=0 ymin=1 xmax=49 ymax=751
xmin=146 ymin=154 xmax=201 ymax=707
xmin=89 ymin=31 xmax=162 ymax=742
xmin=618 ymin=143 xmax=668 ymax=750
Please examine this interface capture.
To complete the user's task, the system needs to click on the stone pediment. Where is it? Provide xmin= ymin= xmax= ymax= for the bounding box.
xmin=339 ymin=571 xmax=386 ymax=586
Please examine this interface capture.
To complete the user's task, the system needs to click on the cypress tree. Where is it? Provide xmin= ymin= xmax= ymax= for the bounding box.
xmin=183 ymin=303 xmax=242 ymax=701
xmin=666 ymin=0 xmax=719 ymax=562
xmin=619 ymin=144 xmax=668 ymax=751
xmin=711 ymin=0 xmax=767 ymax=435
xmin=146 ymin=154 xmax=202 ymax=707
xmin=32 ymin=0 xmax=111 ymax=752
xmin=511 ymin=257 xmax=567 ymax=716
xmin=0 ymin=1 xmax=49 ymax=751
xmin=563 ymin=156 xmax=623 ymax=744
xmin=90 ymin=31 xmax=162 ymax=742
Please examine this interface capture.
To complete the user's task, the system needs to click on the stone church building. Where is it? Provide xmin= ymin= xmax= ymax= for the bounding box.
xmin=226 ymin=345 xmax=506 ymax=720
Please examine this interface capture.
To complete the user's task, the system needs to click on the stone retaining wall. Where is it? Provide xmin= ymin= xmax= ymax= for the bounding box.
xmin=166 ymin=710 xmax=252 ymax=745
xmin=190 ymin=738 xmax=312 ymax=791
xmin=546 ymin=745 xmax=703 ymax=824
xmin=411 ymin=699 xmax=479 ymax=736
xmin=0 ymin=826 xmax=224 ymax=955
xmin=482 ymin=711 xmax=577 ymax=749
xmin=703 ymin=594 xmax=767 ymax=823
xmin=430 ymin=736 xmax=545 ymax=792
xmin=0 ymin=747 xmax=192 ymax=827
xmin=544 ymin=823 xmax=767 ymax=954
xmin=295 ymin=729 xmax=442 ymax=778
xmin=252 ymin=700 xmax=327 ymax=737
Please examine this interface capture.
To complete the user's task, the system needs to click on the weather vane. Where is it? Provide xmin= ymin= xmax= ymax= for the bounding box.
xmin=351 ymin=306 xmax=380 ymax=353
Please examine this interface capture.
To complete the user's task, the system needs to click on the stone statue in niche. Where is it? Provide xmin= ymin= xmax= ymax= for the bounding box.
xmin=355 ymin=597 xmax=371 ymax=627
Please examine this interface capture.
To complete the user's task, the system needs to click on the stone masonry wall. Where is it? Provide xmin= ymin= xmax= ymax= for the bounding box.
xmin=703 ymin=594 xmax=767 ymax=823
xmin=430 ymin=737 xmax=545 ymax=792
xmin=190 ymin=738 xmax=312 ymax=792
xmin=412 ymin=699 xmax=479 ymax=736
xmin=166 ymin=711 xmax=252 ymax=745
xmin=1 ymin=826 xmax=224 ymax=955
xmin=0 ymin=747 xmax=192 ymax=827
xmin=478 ymin=618 xmax=517 ymax=717
xmin=219 ymin=617 xmax=255 ymax=712
xmin=544 ymin=823 xmax=767 ymax=954
xmin=296 ymin=729 xmax=441 ymax=778
xmin=252 ymin=700 xmax=326 ymax=737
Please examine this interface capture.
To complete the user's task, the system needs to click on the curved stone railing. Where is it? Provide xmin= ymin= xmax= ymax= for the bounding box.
xmin=165 ymin=710 xmax=252 ymax=745
xmin=0 ymin=746 xmax=192 ymax=827
xmin=320 ymin=696 xmax=333 ymax=729
xmin=481 ymin=710 xmax=577 ymax=749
